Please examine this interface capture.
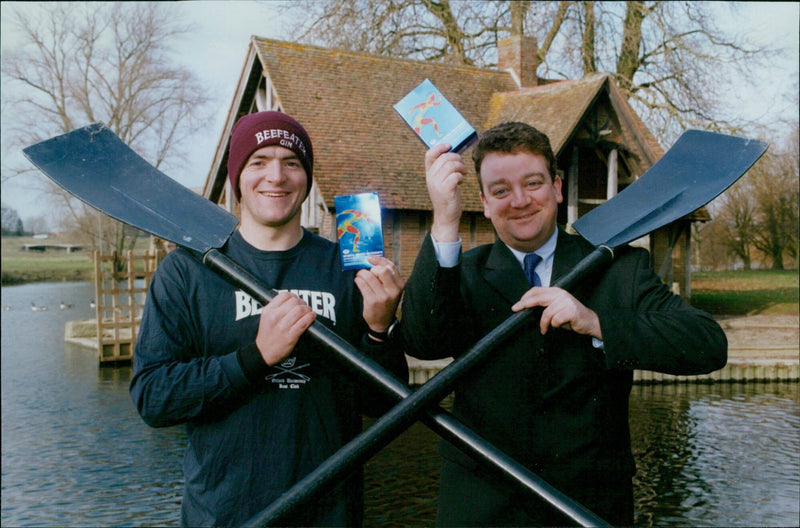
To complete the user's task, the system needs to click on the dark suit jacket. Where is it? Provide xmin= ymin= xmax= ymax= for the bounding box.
xmin=402 ymin=228 xmax=727 ymax=526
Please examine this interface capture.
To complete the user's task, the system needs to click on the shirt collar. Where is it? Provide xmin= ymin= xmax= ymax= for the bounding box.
xmin=505 ymin=228 xmax=558 ymax=268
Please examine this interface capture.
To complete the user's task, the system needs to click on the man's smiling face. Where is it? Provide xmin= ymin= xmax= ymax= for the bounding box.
xmin=479 ymin=150 xmax=563 ymax=253
xmin=238 ymin=145 xmax=308 ymax=229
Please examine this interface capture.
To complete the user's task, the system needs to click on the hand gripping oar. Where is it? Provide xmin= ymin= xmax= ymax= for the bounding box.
xmin=238 ymin=130 xmax=768 ymax=527
xmin=23 ymin=123 xmax=609 ymax=527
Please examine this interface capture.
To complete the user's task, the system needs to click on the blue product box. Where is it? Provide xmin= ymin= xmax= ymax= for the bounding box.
xmin=335 ymin=192 xmax=385 ymax=270
xmin=394 ymin=78 xmax=477 ymax=153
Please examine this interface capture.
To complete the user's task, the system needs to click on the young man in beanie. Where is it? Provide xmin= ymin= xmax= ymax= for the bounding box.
xmin=130 ymin=111 xmax=407 ymax=527
xmin=401 ymin=122 xmax=726 ymax=526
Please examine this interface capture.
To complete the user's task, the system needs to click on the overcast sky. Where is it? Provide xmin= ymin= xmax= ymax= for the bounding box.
xmin=1 ymin=1 xmax=798 ymax=228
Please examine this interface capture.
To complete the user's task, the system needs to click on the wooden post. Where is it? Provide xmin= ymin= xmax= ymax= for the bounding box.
xmin=606 ymin=149 xmax=618 ymax=200
xmin=568 ymin=147 xmax=579 ymax=227
xmin=682 ymin=224 xmax=691 ymax=299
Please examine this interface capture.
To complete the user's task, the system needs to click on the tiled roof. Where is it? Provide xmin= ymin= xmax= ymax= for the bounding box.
xmin=485 ymin=75 xmax=607 ymax=155
xmin=485 ymin=73 xmax=665 ymax=174
xmin=212 ymin=38 xmax=666 ymax=214
xmin=252 ymin=37 xmax=517 ymax=212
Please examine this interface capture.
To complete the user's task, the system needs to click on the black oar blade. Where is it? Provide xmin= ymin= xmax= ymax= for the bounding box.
xmin=23 ymin=123 xmax=238 ymax=254
xmin=573 ymin=130 xmax=768 ymax=248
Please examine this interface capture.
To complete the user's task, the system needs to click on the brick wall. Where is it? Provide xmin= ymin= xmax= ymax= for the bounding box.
xmin=383 ymin=209 xmax=496 ymax=280
xmin=317 ymin=207 xmax=497 ymax=280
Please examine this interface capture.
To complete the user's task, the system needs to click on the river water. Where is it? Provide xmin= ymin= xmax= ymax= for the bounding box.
xmin=2 ymin=281 xmax=798 ymax=527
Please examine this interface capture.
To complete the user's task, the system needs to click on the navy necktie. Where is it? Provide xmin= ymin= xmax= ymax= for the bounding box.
xmin=523 ymin=253 xmax=542 ymax=287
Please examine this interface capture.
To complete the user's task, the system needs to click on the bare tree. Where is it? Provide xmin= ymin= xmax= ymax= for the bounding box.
xmin=1 ymin=203 xmax=22 ymax=235
xmin=700 ymin=125 xmax=799 ymax=271
xmin=280 ymin=0 xmax=512 ymax=65
xmin=24 ymin=215 xmax=49 ymax=236
xmin=749 ymin=128 xmax=800 ymax=269
xmin=712 ymin=177 xmax=759 ymax=269
xmin=281 ymin=0 xmax=774 ymax=144
xmin=606 ymin=2 xmax=771 ymax=142
xmin=2 ymin=3 xmax=210 ymax=258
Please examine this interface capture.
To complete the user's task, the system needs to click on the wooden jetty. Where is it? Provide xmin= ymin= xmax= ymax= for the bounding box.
xmin=89 ymin=250 xmax=160 ymax=364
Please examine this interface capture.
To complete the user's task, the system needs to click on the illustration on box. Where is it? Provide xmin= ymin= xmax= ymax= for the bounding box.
xmin=394 ymin=78 xmax=477 ymax=153
xmin=335 ymin=192 xmax=385 ymax=270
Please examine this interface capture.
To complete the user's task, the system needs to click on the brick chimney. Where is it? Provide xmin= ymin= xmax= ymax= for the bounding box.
xmin=497 ymin=35 xmax=539 ymax=88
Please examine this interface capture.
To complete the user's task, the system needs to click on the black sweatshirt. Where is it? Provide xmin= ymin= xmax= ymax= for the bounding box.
xmin=130 ymin=229 xmax=407 ymax=527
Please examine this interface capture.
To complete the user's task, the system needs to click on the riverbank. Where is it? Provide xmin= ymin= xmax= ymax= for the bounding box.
xmin=65 ymin=313 xmax=798 ymax=384
xmin=0 ymin=235 xmax=152 ymax=286
xmin=1 ymin=235 xmax=94 ymax=285
xmin=6 ymin=240 xmax=797 ymax=381
xmin=634 ymin=314 xmax=798 ymax=383
xmin=718 ymin=314 xmax=799 ymax=359
xmin=408 ymin=313 xmax=799 ymax=385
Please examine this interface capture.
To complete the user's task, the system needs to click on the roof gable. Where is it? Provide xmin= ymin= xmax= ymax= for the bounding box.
xmin=485 ymin=73 xmax=664 ymax=175
xmin=485 ymin=74 xmax=607 ymax=155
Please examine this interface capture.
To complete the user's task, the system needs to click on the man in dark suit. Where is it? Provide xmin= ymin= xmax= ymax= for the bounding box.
xmin=401 ymin=122 xmax=727 ymax=526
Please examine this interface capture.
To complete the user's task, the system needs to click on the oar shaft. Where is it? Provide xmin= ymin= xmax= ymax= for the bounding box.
xmin=204 ymin=248 xmax=611 ymax=527
xmin=24 ymin=125 xmax=765 ymax=528
xmin=245 ymin=308 xmax=598 ymax=527
xmin=232 ymin=246 xmax=615 ymax=528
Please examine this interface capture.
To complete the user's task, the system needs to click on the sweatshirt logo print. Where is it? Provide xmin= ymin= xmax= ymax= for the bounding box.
xmin=264 ymin=357 xmax=311 ymax=390
xmin=234 ymin=289 xmax=337 ymax=322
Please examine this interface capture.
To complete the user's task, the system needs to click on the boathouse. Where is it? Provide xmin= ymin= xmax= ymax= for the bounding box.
xmin=203 ymin=37 xmax=704 ymax=297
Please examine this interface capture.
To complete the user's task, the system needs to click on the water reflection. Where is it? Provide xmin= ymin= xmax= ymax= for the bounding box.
xmin=1 ymin=282 xmax=184 ymax=527
xmin=631 ymin=383 xmax=800 ymax=527
xmin=363 ymin=383 xmax=799 ymax=527
xmin=2 ymin=282 xmax=798 ymax=527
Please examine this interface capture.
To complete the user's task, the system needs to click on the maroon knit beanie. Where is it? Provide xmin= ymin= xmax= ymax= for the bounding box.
xmin=227 ymin=111 xmax=314 ymax=201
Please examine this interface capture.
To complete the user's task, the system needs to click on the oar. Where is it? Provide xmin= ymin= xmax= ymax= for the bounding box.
xmin=239 ymin=129 xmax=768 ymax=527
xmin=24 ymin=125 xmax=768 ymax=527
xmin=23 ymin=123 xmax=609 ymax=527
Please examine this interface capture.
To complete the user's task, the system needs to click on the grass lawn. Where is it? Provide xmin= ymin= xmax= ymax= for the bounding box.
xmin=690 ymin=269 xmax=799 ymax=316
xmin=1 ymin=236 xmax=95 ymax=285
xmin=1 ymin=235 xmax=153 ymax=285
xmin=3 ymin=235 xmax=798 ymax=317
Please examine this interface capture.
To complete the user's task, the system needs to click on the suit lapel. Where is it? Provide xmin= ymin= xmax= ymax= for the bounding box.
xmin=481 ymin=239 xmax=530 ymax=304
xmin=479 ymin=229 xmax=591 ymax=304
xmin=552 ymin=228 xmax=600 ymax=307
xmin=552 ymin=228 xmax=588 ymax=284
